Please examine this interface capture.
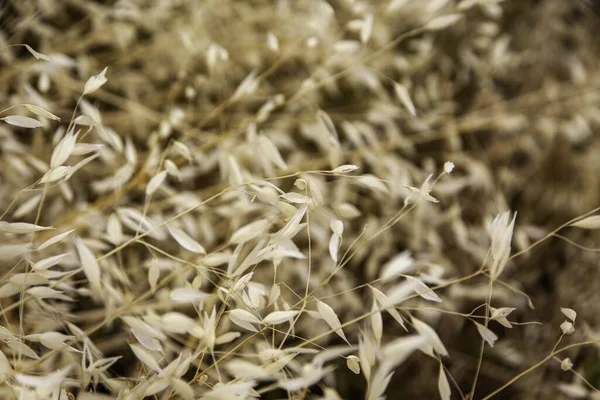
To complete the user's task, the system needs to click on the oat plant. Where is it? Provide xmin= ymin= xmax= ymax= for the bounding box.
xmin=1 ymin=0 xmax=600 ymax=399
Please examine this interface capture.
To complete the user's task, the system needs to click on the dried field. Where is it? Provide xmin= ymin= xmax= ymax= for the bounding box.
xmin=0 ymin=0 xmax=599 ymax=399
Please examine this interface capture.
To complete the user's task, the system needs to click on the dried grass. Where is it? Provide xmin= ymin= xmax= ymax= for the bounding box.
xmin=1 ymin=0 xmax=600 ymax=399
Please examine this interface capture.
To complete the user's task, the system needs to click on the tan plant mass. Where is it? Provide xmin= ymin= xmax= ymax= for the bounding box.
xmin=0 ymin=0 xmax=599 ymax=399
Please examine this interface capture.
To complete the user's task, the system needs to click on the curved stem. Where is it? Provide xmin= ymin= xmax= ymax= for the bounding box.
xmin=481 ymin=339 xmax=600 ymax=400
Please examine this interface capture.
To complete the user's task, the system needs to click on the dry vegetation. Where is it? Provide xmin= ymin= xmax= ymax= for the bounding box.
xmin=1 ymin=0 xmax=600 ymax=399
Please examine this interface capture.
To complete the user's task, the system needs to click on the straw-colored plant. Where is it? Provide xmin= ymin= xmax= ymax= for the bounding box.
xmin=0 ymin=0 xmax=599 ymax=399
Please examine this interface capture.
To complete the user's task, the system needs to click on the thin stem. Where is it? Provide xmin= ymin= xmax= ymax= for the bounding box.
xmin=481 ymin=339 xmax=600 ymax=400
xmin=469 ymin=279 xmax=494 ymax=398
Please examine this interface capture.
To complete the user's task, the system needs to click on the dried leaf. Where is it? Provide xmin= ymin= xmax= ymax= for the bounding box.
xmin=561 ymin=358 xmax=573 ymax=371
xmin=279 ymin=205 xmax=307 ymax=238
xmin=25 ymin=332 xmax=75 ymax=350
xmin=7 ymin=340 xmax=39 ymax=359
xmin=490 ymin=307 xmax=515 ymax=328
xmin=360 ymin=14 xmax=374 ymax=44
xmin=129 ymin=343 xmax=161 ymax=372
xmin=23 ymin=104 xmax=60 ymax=121
xmin=371 ymin=300 xmax=383 ymax=345
xmin=281 ymin=192 xmax=311 ymax=204
xmin=229 ymin=310 xmax=259 ymax=332
xmin=37 ymin=229 xmax=75 ymax=251
xmin=444 ymin=161 xmax=455 ymax=174
xmin=380 ymin=252 xmax=414 ymax=281
xmin=2 ymin=115 xmax=43 ymax=128
xmin=329 ymin=233 xmax=340 ymax=263
xmin=278 ymin=366 xmax=334 ymax=392
xmin=330 ymin=220 xmax=344 ymax=237
xmin=231 ymin=219 xmax=270 ymax=244
xmin=308 ymin=179 xmax=324 ymax=206
xmin=317 ymin=300 xmax=349 ymax=344
xmin=475 ymin=323 xmax=498 ymax=347
xmin=13 ymin=195 xmax=42 ymax=218
xmin=371 ymin=286 xmax=407 ymax=330
xmin=331 ymin=164 xmax=359 ymax=174
xmin=117 ymin=207 xmax=165 ymax=241
xmin=215 ymin=332 xmax=241 ymax=345
xmin=394 ymin=83 xmax=416 ymax=116
xmin=358 ymin=174 xmax=389 ymax=193
xmin=226 ymin=360 xmax=269 ymax=380
xmin=24 ymin=44 xmax=50 ymax=61
xmin=161 ymin=312 xmax=197 ymax=335
xmin=334 ymin=203 xmax=361 ymax=220
xmin=167 ymin=225 xmax=206 ymax=254
xmin=556 ymin=382 xmax=588 ymax=398
xmin=381 ymin=335 xmax=428 ymax=369
xmin=0 ymin=243 xmax=31 ymax=260
xmin=267 ymin=32 xmax=279 ymax=52
xmin=269 ymin=284 xmax=281 ymax=305
xmin=146 ymin=170 xmax=168 ymax=196
xmin=27 ymin=286 xmax=73 ymax=301
xmin=0 ymin=221 xmax=54 ymax=234
xmin=346 ymin=355 xmax=360 ymax=374
xmin=230 ymin=309 xmax=262 ymax=325
xmin=561 ymin=307 xmax=577 ymax=322
xmin=560 ymin=320 xmax=575 ymax=335
xmin=318 ymin=110 xmax=338 ymax=139
xmin=425 ymin=13 xmax=463 ymax=31
xmin=405 ymin=276 xmax=442 ymax=302
xmin=0 ymin=349 xmax=12 ymax=379
xmin=263 ymin=310 xmax=299 ymax=325
xmin=264 ymin=353 xmax=297 ymax=374
xmin=16 ymin=366 xmax=72 ymax=388
xmin=232 ymin=70 xmax=259 ymax=100
xmin=9 ymin=272 xmax=48 ymax=286
xmin=148 ymin=264 xmax=159 ymax=289
xmin=259 ymin=135 xmax=287 ymax=170
xmin=131 ymin=329 xmax=162 ymax=352
xmin=489 ymin=211 xmax=517 ymax=280
xmin=413 ymin=317 xmax=449 ymax=356
xmin=89 ymin=356 xmax=121 ymax=373
xmin=438 ymin=364 xmax=451 ymax=400
xmin=40 ymin=166 xmax=71 ymax=183
xmin=0 ymin=327 xmax=16 ymax=341
xmin=570 ymin=215 xmax=600 ymax=229
xmin=122 ymin=316 xmax=166 ymax=340
xmin=50 ymin=130 xmax=77 ymax=168
xmin=170 ymin=287 xmax=211 ymax=303
xmin=172 ymin=378 xmax=195 ymax=400
xmin=491 ymin=307 xmax=516 ymax=320
xmin=73 ymin=236 xmax=101 ymax=288
xmin=31 ymin=252 xmax=71 ymax=271
xmin=83 ymin=67 xmax=108 ymax=95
